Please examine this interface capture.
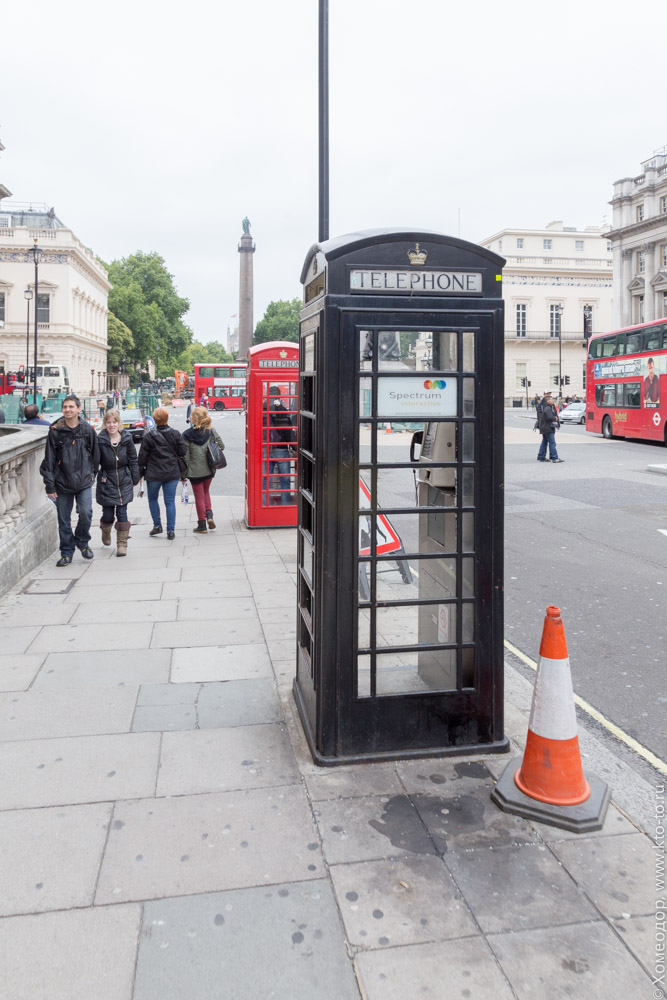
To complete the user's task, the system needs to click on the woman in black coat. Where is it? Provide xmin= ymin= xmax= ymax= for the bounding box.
xmin=96 ymin=409 xmax=140 ymax=557
xmin=137 ymin=407 xmax=187 ymax=540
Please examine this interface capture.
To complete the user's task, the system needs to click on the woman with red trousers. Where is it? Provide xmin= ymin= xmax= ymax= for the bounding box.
xmin=183 ymin=407 xmax=225 ymax=533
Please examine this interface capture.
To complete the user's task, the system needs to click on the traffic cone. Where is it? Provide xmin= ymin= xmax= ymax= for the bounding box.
xmin=491 ymin=606 xmax=610 ymax=833
xmin=385 ymin=424 xmax=392 ymax=433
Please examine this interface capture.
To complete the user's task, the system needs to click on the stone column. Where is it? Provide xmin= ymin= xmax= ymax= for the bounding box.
xmin=642 ymin=242 xmax=656 ymax=322
xmin=238 ymin=221 xmax=256 ymax=360
xmin=621 ymin=249 xmax=633 ymax=327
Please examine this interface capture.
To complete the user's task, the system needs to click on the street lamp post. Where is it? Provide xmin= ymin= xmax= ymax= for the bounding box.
xmin=90 ymin=368 xmax=95 ymax=396
xmin=23 ymin=288 xmax=33 ymax=394
xmin=555 ymin=304 xmax=563 ymax=400
xmin=28 ymin=241 xmax=43 ymax=404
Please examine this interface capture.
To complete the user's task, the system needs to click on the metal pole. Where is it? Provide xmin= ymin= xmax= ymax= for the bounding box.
xmin=318 ymin=0 xmax=329 ymax=243
xmin=25 ymin=298 xmax=30 ymax=395
xmin=33 ymin=257 xmax=39 ymax=405
xmin=558 ymin=309 xmax=562 ymax=400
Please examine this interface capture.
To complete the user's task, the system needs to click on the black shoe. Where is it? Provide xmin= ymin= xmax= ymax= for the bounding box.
xmin=149 ymin=525 xmax=163 ymax=536
xmin=537 ymin=458 xmax=546 ymax=462
xmin=193 ymin=520 xmax=208 ymax=534
xmin=551 ymin=458 xmax=564 ymax=463
xmin=167 ymin=530 xmax=175 ymax=540
xmin=79 ymin=547 xmax=94 ymax=560
xmin=206 ymin=509 xmax=216 ymax=530
xmin=56 ymin=555 xmax=72 ymax=567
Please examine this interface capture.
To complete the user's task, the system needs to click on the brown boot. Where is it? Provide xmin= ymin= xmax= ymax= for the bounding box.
xmin=115 ymin=521 xmax=131 ymax=557
xmin=100 ymin=519 xmax=113 ymax=546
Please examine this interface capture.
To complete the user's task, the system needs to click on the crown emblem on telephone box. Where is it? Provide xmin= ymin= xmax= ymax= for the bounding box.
xmin=407 ymin=243 xmax=427 ymax=266
xmin=279 ymin=350 xmax=287 ymax=358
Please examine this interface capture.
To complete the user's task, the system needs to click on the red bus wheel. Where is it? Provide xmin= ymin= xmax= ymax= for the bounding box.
xmin=214 ymin=401 xmax=224 ymax=411
xmin=602 ymin=416 xmax=613 ymax=439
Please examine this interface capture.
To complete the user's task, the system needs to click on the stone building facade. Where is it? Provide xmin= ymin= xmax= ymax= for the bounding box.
xmin=0 ymin=203 xmax=110 ymax=394
xmin=607 ymin=147 xmax=667 ymax=329
xmin=480 ymin=222 xmax=613 ymax=403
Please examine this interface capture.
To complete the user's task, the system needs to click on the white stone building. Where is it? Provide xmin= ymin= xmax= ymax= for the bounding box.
xmin=480 ymin=222 xmax=613 ymax=404
xmin=608 ymin=147 xmax=667 ymax=329
xmin=0 ymin=202 xmax=110 ymax=394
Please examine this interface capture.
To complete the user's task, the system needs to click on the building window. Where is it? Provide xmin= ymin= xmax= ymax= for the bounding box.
xmin=37 ymin=293 xmax=50 ymax=324
xmin=515 ymin=363 xmax=526 ymax=390
xmin=549 ymin=304 xmax=563 ymax=338
xmin=583 ymin=305 xmax=593 ymax=337
xmin=662 ymin=244 xmax=667 ymax=268
xmin=575 ymin=240 xmax=584 ymax=252
xmin=498 ymin=240 xmax=503 ymax=251
xmin=663 ymin=291 xmax=667 ymax=317
xmin=516 ymin=238 xmax=524 ymax=249
xmin=543 ymin=239 xmax=552 ymax=251
xmin=607 ymin=241 xmax=612 ymax=252
xmin=637 ymin=250 xmax=645 ymax=273
xmin=516 ymin=303 xmax=527 ymax=337
xmin=582 ymin=363 xmax=586 ymax=390
xmin=549 ymin=363 xmax=560 ymax=389
xmin=636 ymin=296 xmax=644 ymax=324
xmin=0 ymin=292 xmax=4 ymax=323
xmin=661 ymin=196 xmax=667 ymax=215
xmin=636 ymin=204 xmax=645 ymax=222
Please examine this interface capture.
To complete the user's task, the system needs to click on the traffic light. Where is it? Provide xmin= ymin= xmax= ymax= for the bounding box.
xmin=553 ymin=376 xmax=559 ymax=385
xmin=520 ymin=377 xmax=526 ymax=387
xmin=564 ymin=375 xmax=570 ymax=386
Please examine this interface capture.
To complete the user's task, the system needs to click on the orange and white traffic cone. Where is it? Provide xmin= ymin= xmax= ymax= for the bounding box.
xmin=491 ymin=606 xmax=610 ymax=833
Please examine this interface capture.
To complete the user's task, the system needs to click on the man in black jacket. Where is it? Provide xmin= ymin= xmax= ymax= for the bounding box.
xmin=537 ymin=391 xmax=564 ymax=464
xmin=40 ymin=395 xmax=101 ymax=565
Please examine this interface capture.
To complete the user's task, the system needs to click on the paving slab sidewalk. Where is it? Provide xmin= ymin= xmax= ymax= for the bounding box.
xmin=0 ymin=492 xmax=659 ymax=1000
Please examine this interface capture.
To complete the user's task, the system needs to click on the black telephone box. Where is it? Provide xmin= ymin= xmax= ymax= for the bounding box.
xmin=293 ymin=229 xmax=508 ymax=764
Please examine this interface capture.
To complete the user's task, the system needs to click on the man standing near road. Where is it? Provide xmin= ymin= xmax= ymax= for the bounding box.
xmin=22 ymin=403 xmax=49 ymax=426
xmin=40 ymin=394 xmax=100 ymax=566
xmin=537 ymin=390 xmax=564 ymax=463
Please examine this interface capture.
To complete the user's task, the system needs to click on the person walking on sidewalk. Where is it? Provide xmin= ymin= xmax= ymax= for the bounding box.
xmin=137 ymin=407 xmax=186 ymax=540
xmin=537 ymin=391 xmax=564 ymax=463
xmin=40 ymin=394 xmax=100 ymax=566
xmin=96 ymin=409 xmax=140 ymax=557
xmin=183 ymin=406 xmax=225 ymax=534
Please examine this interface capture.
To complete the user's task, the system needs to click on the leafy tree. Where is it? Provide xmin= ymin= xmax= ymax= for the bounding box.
xmin=107 ymin=312 xmax=135 ymax=371
xmin=173 ymin=341 xmax=233 ymax=371
xmin=253 ymin=298 xmax=301 ymax=345
xmin=105 ymin=252 xmax=193 ymax=373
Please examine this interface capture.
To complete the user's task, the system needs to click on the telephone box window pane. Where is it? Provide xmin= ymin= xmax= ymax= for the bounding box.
xmin=301 ymin=535 xmax=314 ymax=584
xmin=376 ymin=650 xmax=456 ymax=695
xmin=360 ymin=330 xmax=373 ymax=369
xmin=359 ymin=378 xmax=372 ymax=418
xmin=462 ymin=379 xmax=475 ymax=416
xmin=303 ymin=334 xmax=315 ymax=372
xmin=462 ymin=468 xmax=474 ymax=506
xmin=462 ymin=331 xmax=475 ymax=371
xmin=359 ymin=422 xmax=373 ymax=465
xmin=462 ymin=602 xmax=474 ymax=642
xmin=395 ymin=602 xmax=456 ymax=648
xmin=462 ymin=512 xmax=474 ymax=551
xmin=357 ymin=655 xmax=371 ymax=698
xmin=377 ymin=468 xmax=461 ymax=510
xmin=462 ymin=647 xmax=475 ymax=687
xmin=462 ymin=556 xmax=474 ymax=598
xmin=358 ymin=609 xmax=371 ymax=649
xmin=376 ymin=331 xmax=403 ymax=370
xmin=302 ymin=375 xmax=314 ymax=412
xmin=432 ymin=331 xmax=457 ymax=371
xmin=388 ymin=557 xmax=456 ymax=600
xmin=374 ymin=422 xmax=427 ymax=463
xmin=462 ymin=423 xmax=474 ymax=461
xmin=362 ymin=511 xmax=456 ymax=556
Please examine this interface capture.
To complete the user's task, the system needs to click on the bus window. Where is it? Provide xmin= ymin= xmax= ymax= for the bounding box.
xmin=645 ymin=327 xmax=663 ymax=352
xmin=623 ymin=383 xmax=641 ymax=407
xmin=199 ymin=366 xmax=214 ymax=379
xmin=601 ymin=336 xmax=618 ymax=358
xmin=625 ymin=331 xmax=643 ymax=355
xmin=214 ymin=367 xmax=230 ymax=378
xmin=589 ymin=339 xmax=603 ymax=360
xmin=596 ymin=384 xmax=617 ymax=407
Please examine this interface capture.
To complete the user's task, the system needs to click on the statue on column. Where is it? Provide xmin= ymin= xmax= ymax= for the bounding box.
xmin=242 ymin=217 xmax=251 ymax=235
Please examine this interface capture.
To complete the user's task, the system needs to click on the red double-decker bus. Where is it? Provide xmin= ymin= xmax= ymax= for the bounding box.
xmin=193 ymin=362 xmax=247 ymax=411
xmin=586 ymin=317 xmax=667 ymax=443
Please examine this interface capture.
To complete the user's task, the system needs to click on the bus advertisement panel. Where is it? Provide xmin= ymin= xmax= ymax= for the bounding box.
xmin=586 ymin=318 xmax=667 ymax=443
xmin=194 ymin=363 xmax=247 ymax=411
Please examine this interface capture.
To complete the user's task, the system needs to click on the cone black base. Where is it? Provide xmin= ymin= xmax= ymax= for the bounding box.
xmin=491 ymin=758 xmax=611 ymax=833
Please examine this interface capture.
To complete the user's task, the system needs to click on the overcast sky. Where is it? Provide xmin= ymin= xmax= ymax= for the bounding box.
xmin=1 ymin=0 xmax=664 ymax=344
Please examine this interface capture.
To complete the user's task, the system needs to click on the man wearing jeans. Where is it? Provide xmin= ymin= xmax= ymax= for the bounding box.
xmin=40 ymin=395 xmax=100 ymax=566
xmin=536 ymin=391 xmax=564 ymax=464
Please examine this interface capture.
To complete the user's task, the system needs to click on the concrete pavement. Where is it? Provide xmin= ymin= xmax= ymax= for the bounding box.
xmin=0 ymin=491 xmax=660 ymax=999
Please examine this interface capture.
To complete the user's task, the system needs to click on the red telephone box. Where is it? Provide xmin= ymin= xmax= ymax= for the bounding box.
xmin=245 ymin=342 xmax=299 ymax=528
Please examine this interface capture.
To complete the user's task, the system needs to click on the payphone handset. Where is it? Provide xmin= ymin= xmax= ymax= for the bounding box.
xmin=409 ymin=422 xmax=455 ymax=490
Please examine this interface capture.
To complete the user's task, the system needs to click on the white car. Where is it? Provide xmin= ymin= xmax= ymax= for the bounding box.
xmin=559 ymin=402 xmax=586 ymax=425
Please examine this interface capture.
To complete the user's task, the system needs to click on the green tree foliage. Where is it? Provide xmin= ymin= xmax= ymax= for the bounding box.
xmin=106 ymin=312 xmax=135 ymax=371
xmin=105 ymin=252 xmax=193 ymax=373
xmin=173 ymin=341 xmax=233 ymax=371
xmin=253 ymin=298 xmax=301 ymax=345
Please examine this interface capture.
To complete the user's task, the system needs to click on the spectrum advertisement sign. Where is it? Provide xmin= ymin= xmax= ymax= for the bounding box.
xmin=377 ymin=376 xmax=457 ymax=418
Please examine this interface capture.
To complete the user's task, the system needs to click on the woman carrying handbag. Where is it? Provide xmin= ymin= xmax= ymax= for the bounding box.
xmin=183 ymin=407 xmax=225 ymax=534
xmin=96 ymin=408 xmax=140 ymax=556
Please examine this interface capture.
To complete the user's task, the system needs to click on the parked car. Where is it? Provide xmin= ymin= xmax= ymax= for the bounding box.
xmin=559 ymin=402 xmax=586 ymax=425
xmin=119 ymin=408 xmax=146 ymax=441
